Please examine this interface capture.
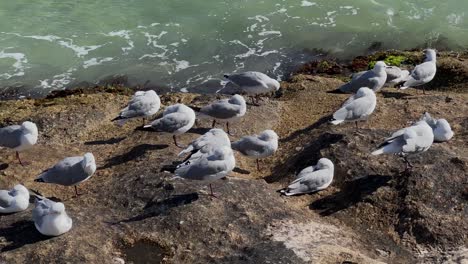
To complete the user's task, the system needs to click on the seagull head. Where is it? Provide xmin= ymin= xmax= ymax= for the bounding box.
xmin=229 ymin=94 xmax=246 ymax=106
xmin=82 ymin=153 xmax=97 ymax=176
xmin=423 ymin=49 xmax=437 ymax=62
xmin=51 ymin=202 xmax=66 ymax=214
xmin=268 ymin=78 xmax=281 ymax=91
xmin=355 ymin=87 xmax=375 ymax=97
xmin=372 ymin=61 xmax=387 ymax=72
xmin=208 ymin=129 xmax=231 ymax=145
xmin=258 ymin=130 xmax=279 ymax=141
xmin=211 ymin=146 xmax=233 ymax=160
xmin=11 ymin=184 xmax=29 ymax=196
xmin=21 ymin=121 xmax=38 ymax=137
xmin=316 ymin=158 xmax=334 ymax=170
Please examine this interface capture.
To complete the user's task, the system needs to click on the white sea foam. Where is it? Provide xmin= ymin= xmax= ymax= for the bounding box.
xmin=105 ymin=30 xmax=134 ymax=53
xmin=38 ymin=68 xmax=76 ymax=89
xmin=83 ymin=57 xmax=113 ymax=69
xmin=0 ymin=50 xmax=28 ymax=79
xmin=57 ymin=40 xmax=103 ymax=58
xmin=301 ymin=1 xmax=317 ymax=7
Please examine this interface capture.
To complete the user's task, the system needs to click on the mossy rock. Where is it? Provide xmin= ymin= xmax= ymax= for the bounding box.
xmin=368 ymin=55 xmax=407 ymax=69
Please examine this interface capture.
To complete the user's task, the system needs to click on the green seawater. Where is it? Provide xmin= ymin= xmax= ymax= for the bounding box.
xmin=0 ymin=0 xmax=467 ymax=96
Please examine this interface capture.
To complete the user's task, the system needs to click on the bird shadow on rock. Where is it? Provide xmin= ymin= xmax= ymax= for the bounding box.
xmin=188 ymin=127 xmax=211 ymax=135
xmin=309 ymin=175 xmax=392 ymax=216
xmin=115 ymin=193 xmax=199 ymax=224
xmin=0 ymin=220 xmax=51 ymax=252
xmin=101 ymin=144 xmax=169 ymax=169
xmin=0 ymin=163 xmax=9 ymax=171
xmin=84 ymin=137 xmax=126 ymax=145
xmin=266 ymin=132 xmax=343 ymax=183
xmin=381 ymin=90 xmax=413 ymax=99
xmin=280 ymin=115 xmax=332 ymax=143
xmin=233 ymin=167 xmax=251 ymax=174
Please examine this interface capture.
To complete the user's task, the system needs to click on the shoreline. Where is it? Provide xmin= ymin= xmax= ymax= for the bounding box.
xmin=0 ymin=50 xmax=467 ymax=263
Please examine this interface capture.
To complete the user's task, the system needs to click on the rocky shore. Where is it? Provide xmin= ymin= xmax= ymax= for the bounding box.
xmin=0 ymin=51 xmax=467 ymax=263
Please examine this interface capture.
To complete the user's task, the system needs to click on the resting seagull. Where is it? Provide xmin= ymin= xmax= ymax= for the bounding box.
xmin=113 ymin=90 xmax=161 ymax=125
xmin=34 ymin=153 xmax=97 ymax=196
xmin=32 ymin=198 xmax=72 ymax=236
xmin=144 ymin=104 xmax=196 ymax=147
xmin=223 ymin=71 xmax=280 ymax=105
xmin=199 ymin=94 xmax=246 ymax=135
xmin=401 ymin=49 xmax=437 ymax=93
xmin=231 ymin=130 xmax=279 ymax=171
xmin=0 ymin=184 xmax=30 ymax=213
xmin=339 ymin=61 xmax=387 ymax=93
xmin=175 ymin=145 xmax=235 ymax=197
xmin=330 ymin=87 xmax=377 ymax=129
xmin=0 ymin=121 xmax=38 ymax=166
xmin=279 ymin=158 xmax=334 ymax=196
xmin=421 ymin=112 xmax=454 ymax=142
xmin=371 ymin=120 xmax=434 ymax=170
xmin=352 ymin=66 xmax=410 ymax=87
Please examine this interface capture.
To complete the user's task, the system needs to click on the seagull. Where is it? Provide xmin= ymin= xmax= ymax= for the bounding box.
xmin=32 ymin=198 xmax=72 ymax=236
xmin=112 ymin=90 xmax=161 ymax=125
xmin=231 ymin=130 xmax=279 ymax=171
xmin=144 ymin=104 xmax=196 ymax=147
xmin=330 ymin=87 xmax=377 ymax=129
xmin=198 ymin=94 xmax=246 ymax=135
xmin=420 ymin=112 xmax=454 ymax=142
xmin=223 ymin=71 xmax=280 ymax=105
xmin=401 ymin=49 xmax=437 ymax=93
xmin=371 ymin=120 xmax=434 ymax=170
xmin=175 ymin=145 xmax=235 ymax=197
xmin=279 ymin=158 xmax=334 ymax=196
xmin=0 ymin=184 xmax=30 ymax=213
xmin=0 ymin=121 xmax=38 ymax=166
xmin=34 ymin=153 xmax=97 ymax=196
xmin=339 ymin=61 xmax=387 ymax=93
xmin=352 ymin=66 xmax=410 ymax=87
xmin=178 ymin=128 xmax=231 ymax=161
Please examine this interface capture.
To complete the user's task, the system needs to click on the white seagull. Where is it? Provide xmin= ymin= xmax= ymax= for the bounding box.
xmin=144 ymin=104 xmax=196 ymax=147
xmin=352 ymin=66 xmax=410 ymax=87
xmin=330 ymin=87 xmax=377 ymax=129
xmin=0 ymin=121 xmax=38 ymax=166
xmin=401 ymin=49 xmax=437 ymax=92
xmin=113 ymin=90 xmax=161 ymax=125
xmin=421 ymin=112 xmax=454 ymax=142
xmin=178 ymin=128 xmax=231 ymax=161
xmin=0 ymin=184 xmax=30 ymax=213
xmin=199 ymin=94 xmax=246 ymax=135
xmin=339 ymin=61 xmax=387 ymax=93
xmin=34 ymin=153 xmax=97 ymax=196
xmin=231 ymin=130 xmax=279 ymax=171
xmin=32 ymin=198 xmax=72 ymax=236
xmin=280 ymin=158 xmax=334 ymax=196
xmin=224 ymin=71 xmax=280 ymax=105
xmin=175 ymin=145 xmax=236 ymax=197
xmin=371 ymin=120 xmax=434 ymax=170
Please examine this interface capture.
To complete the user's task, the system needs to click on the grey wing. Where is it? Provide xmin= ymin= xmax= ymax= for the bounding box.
xmin=351 ymin=71 xmax=366 ymax=81
xmin=333 ymin=97 xmax=371 ymax=121
xmin=288 ymin=169 xmax=331 ymax=194
xmin=0 ymin=126 xmax=22 ymax=149
xmin=339 ymin=71 xmax=375 ymax=93
xmin=411 ymin=62 xmax=434 ymax=81
xmin=40 ymin=157 xmax=83 ymax=185
xmin=200 ymin=102 xmax=240 ymax=119
xmin=0 ymin=190 xmax=13 ymax=208
xmin=226 ymin=72 xmax=265 ymax=87
xmin=232 ymin=137 xmax=266 ymax=156
xmin=122 ymin=95 xmax=158 ymax=118
xmin=385 ymin=66 xmax=402 ymax=82
xmin=151 ymin=113 xmax=190 ymax=133
xmin=175 ymin=158 xmax=225 ymax=180
xmin=32 ymin=199 xmax=53 ymax=226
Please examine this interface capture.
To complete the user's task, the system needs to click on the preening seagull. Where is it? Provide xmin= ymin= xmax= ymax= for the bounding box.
xmin=401 ymin=49 xmax=437 ymax=92
xmin=352 ymin=66 xmax=410 ymax=87
xmin=371 ymin=119 xmax=434 ymax=170
xmin=421 ymin=112 xmax=454 ymax=142
xmin=0 ymin=121 xmax=38 ymax=166
xmin=0 ymin=184 xmax=30 ymax=213
xmin=279 ymin=158 xmax=334 ymax=196
xmin=113 ymin=90 xmax=161 ymax=125
xmin=223 ymin=71 xmax=280 ymax=105
xmin=32 ymin=198 xmax=72 ymax=236
xmin=339 ymin=61 xmax=387 ymax=93
xmin=330 ymin=87 xmax=377 ymax=129
xmin=144 ymin=103 xmax=196 ymax=147
xmin=231 ymin=130 xmax=279 ymax=171
xmin=178 ymin=128 xmax=231 ymax=161
xmin=34 ymin=153 xmax=97 ymax=196
xmin=198 ymin=94 xmax=246 ymax=135
xmin=175 ymin=145 xmax=236 ymax=197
